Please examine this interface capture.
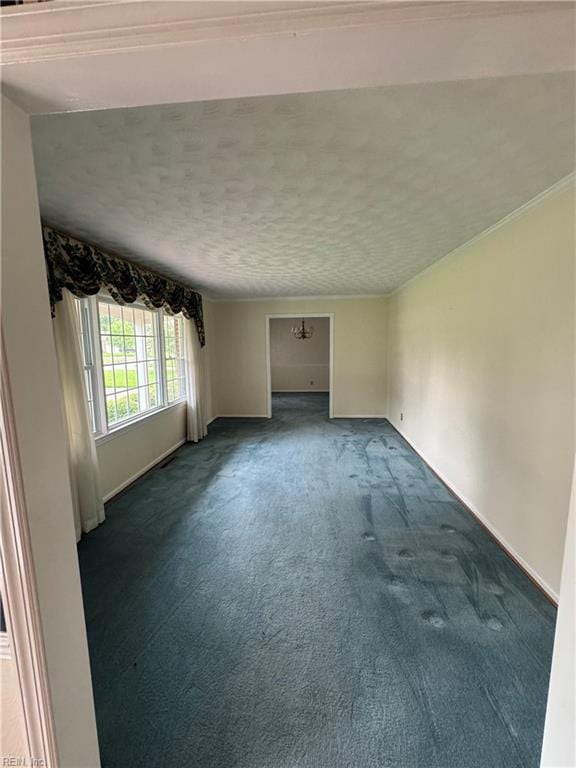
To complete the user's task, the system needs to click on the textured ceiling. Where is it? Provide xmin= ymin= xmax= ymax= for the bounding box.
xmin=31 ymin=73 xmax=575 ymax=298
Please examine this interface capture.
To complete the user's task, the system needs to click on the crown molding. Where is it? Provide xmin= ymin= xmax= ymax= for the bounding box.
xmin=389 ymin=172 xmax=576 ymax=297
xmin=2 ymin=0 xmax=574 ymax=115
xmin=1 ymin=1 xmax=572 ymax=66
xmin=208 ymin=293 xmax=388 ymax=304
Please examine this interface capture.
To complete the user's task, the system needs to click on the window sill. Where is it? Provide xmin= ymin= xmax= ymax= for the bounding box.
xmin=95 ymin=399 xmax=187 ymax=446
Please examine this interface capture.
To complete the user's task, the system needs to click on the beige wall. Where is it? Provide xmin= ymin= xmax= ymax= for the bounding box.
xmin=209 ymin=297 xmax=387 ymax=417
xmin=1 ymin=96 xmax=100 ymax=766
xmin=387 ymin=183 xmax=575 ymax=597
xmin=97 ymin=404 xmax=187 ymax=500
xmin=270 ymin=317 xmax=330 ymax=391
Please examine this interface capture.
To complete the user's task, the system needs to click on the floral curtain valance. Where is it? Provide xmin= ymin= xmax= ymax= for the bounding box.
xmin=43 ymin=226 xmax=205 ymax=346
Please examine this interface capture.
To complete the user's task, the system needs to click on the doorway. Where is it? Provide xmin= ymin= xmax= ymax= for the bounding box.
xmin=265 ymin=314 xmax=334 ymax=418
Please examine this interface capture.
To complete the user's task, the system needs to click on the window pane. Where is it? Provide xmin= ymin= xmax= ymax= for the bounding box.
xmin=144 ymin=313 xmax=154 ymax=335
xmin=125 ymin=336 xmax=137 ymax=361
xmin=149 ymin=384 xmax=157 ymax=407
xmin=115 ymin=392 xmax=129 ymax=421
xmin=111 ymin=335 xmax=125 ymax=360
xmin=102 ymin=365 xmax=113 ymax=392
xmin=164 ymin=314 xmax=186 ymax=403
xmin=133 ymin=308 xmax=144 ymax=332
xmin=106 ymin=395 xmax=118 ymax=425
xmin=122 ymin=306 xmax=135 ymax=332
xmin=108 ymin=302 xmax=123 ymax=331
xmin=165 ymin=336 xmax=176 ymax=357
xmin=98 ymin=299 xmax=160 ymax=428
xmin=125 ymin=364 xmax=136 ymax=389
xmin=99 ymin=303 xmax=111 ymax=334
xmin=128 ymin=391 xmax=140 ymax=416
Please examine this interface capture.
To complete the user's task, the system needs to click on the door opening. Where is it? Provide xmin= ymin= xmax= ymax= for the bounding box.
xmin=265 ymin=314 xmax=334 ymax=418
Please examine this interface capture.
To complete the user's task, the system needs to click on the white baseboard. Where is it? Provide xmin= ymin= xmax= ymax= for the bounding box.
xmin=332 ymin=414 xmax=388 ymax=419
xmin=212 ymin=413 xmax=269 ymax=419
xmin=272 ymin=389 xmax=330 ymax=393
xmin=211 ymin=412 xmax=387 ymax=420
xmin=103 ymin=439 xmax=186 ymax=503
xmin=390 ymin=420 xmax=559 ymax=604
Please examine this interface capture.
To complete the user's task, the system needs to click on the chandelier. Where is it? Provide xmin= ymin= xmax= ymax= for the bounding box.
xmin=291 ymin=319 xmax=314 ymax=340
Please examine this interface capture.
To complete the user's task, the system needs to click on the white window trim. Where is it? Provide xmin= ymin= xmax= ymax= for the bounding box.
xmin=162 ymin=311 xmax=188 ymax=408
xmin=79 ymin=295 xmax=188 ymax=441
xmin=86 ymin=296 xmax=106 ymax=438
xmin=156 ymin=305 xmax=168 ymax=408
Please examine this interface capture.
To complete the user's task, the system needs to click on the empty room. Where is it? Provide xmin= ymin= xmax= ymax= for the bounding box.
xmin=1 ymin=3 xmax=574 ymax=768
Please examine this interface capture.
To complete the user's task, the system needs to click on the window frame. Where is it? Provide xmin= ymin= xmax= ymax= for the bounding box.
xmin=162 ymin=312 xmax=187 ymax=405
xmin=78 ymin=298 xmax=102 ymax=436
xmin=78 ymin=295 xmax=187 ymax=441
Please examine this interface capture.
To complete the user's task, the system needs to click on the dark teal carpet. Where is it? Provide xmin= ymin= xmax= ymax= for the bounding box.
xmin=79 ymin=393 xmax=555 ymax=768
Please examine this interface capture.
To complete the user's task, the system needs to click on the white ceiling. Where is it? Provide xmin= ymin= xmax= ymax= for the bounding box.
xmin=31 ymin=73 xmax=575 ymax=298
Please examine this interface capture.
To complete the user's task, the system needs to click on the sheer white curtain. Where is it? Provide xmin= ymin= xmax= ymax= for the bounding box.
xmin=184 ymin=318 xmax=208 ymax=443
xmin=53 ymin=291 xmax=105 ymax=541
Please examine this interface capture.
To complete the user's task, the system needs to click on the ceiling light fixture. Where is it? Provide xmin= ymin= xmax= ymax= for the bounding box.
xmin=291 ymin=319 xmax=314 ymax=340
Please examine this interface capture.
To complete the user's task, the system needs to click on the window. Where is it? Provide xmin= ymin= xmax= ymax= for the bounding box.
xmin=99 ymin=300 xmax=160 ymax=426
xmin=76 ymin=300 xmax=98 ymax=432
xmin=77 ymin=296 xmax=187 ymax=436
xmin=163 ymin=314 xmax=186 ymax=403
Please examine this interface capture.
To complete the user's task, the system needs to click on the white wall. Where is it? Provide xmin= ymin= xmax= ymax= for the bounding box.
xmin=270 ymin=317 xmax=330 ymax=392
xmin=386 ymin=182 xmax=575 ymax=597
xmin=541 ymin=457 xmax=576 ymax=766
xmin=209 ymin=297 xmax=387 ymax=417
xmin=96 ymin=404 xmax=187 ymax=500
xmin=1 ymin=96 xmax=100 ymax=766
